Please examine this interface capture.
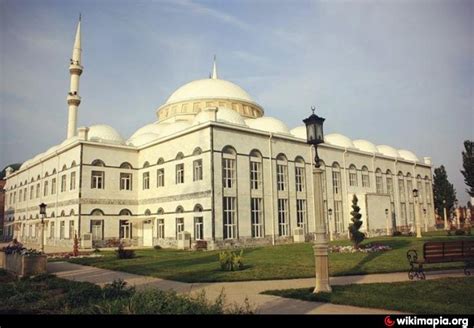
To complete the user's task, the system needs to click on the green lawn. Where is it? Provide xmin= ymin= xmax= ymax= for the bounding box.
xmin=262 ymin=276 xmax=474 ymax=314
xmin=68 ymin=232 xmax=474 ymax=283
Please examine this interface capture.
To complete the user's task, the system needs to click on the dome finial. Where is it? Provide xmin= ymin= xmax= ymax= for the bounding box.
xmin=211 ymin=55 xmax=218 ymax=79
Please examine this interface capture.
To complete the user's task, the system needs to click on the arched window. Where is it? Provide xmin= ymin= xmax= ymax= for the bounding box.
xmin=250 ymin=149 xmax=263 ymax=190
xmin=143 ymin=161 xmax=150 ymax=169
xmin=119 ymin=209 xmax=132 ymax=216
xmin=193 ymin=204 xmax=204 ymax=240
xmin=295 ymin=156 xmax=306 ymax=192
xmin=71 ymin=161 xmax=77 ymax=168
xmin=193 ymin=147 xmax=202 ymax=156
xmin=416 ymin=174 xmax=423 ymax=202
xmin=349 ymin=164 xmax=358 ymax=187
xmin=91 ymin=159 xmax=105 ymax=167
xmin=398 ymin=172 xmax=406 ymax=202
xmin=90 ymin=209 xmax=104 ymax=216
xmin=386 ymin=169 xmax=393 ymax=195
xmin=276 ymin=154 xmax=288 ymax=191
xmin=361 ymin=166 xmax=370 ymax=187
xmin=52 ymin=169 xmax=57 ymax=174
xmin=175 ymin=152 xmax=184 ymax=160
xmin=51 ymin=212 xmax=55 ymax=218
xmin=61 ymin=165 xmax=67 ymax=172
xmin=69 ymin=209 xmax=75 ymax=216
xmin=144 ymin=209 xmax=151 ymax=216
xmin=157 ymin=208 xmax=164 ymax=215
xmin=193 ymin=204 xmax=203 ymax=213
xmin=157 ymin=157 xmax=165 ymax=165
xmin=120 ymin=162 xmax=133 ymax=169
xmin=60 ymin=210 xmax=66 ymax=217
xmin=37 ymin=174 xmax=41 ymax=181
xmin=222 ymin=146 xmax=237 ymax=189
xmin=332 ymin=162 xmax=341 ymax=195
xmin=406 ymin=173 xmax=413 ymax=202
xmin=375 ymin=168 xmax=383 ymax=194
xmin=175 ymin=206 xmax=184 ymax=238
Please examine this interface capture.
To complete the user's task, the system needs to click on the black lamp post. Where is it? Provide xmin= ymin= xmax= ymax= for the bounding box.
xmin=328 ymin=208 xmax=333 ymax=241
xmin=303 ymin=106 xmax=325 ymax=168
xmin=303 ymin=106 xmax=331 ymax=293
xmin=412 ymin=189 xmax=422 ymax=238
xmin=39 ymin=203 xmax=47 ymax=253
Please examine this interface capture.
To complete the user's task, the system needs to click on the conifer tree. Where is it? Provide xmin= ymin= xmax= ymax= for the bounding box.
xmin=348 ymin=195 xmax=365 ymax=248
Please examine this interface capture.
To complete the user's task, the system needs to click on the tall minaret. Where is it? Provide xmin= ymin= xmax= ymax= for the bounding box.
xmin=211 ymin=55 xmax=218 ymax=79
xmin=67 ymin=15 xmax=83 ymax=138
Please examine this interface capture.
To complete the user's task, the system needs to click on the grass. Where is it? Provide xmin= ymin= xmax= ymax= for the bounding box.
xmin=68 ymin=232 xmax=474 ymax=283
xmin=261 ymin=276 xmax=474 ymax=314
xmin=0 ymin=269 xmax=253 ymax=314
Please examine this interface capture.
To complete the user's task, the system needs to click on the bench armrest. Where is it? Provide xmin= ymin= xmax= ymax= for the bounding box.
xmin=407 ymin=249 xmax=419 ymax=264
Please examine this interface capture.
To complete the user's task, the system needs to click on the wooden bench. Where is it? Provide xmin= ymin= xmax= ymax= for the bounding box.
xmin=406 ymin=240 xmax=474 ymax=280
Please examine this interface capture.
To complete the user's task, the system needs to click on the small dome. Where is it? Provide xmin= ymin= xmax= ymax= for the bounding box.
xmin=166 ymin=78 xmax=254 ymax=104
xmin=290 ymin=126 xmax=307 ymax=139
xmin=129 ymin=123 xmax=163 ymax=139
xmin=193 ymin=107 xmax=246 ymax=126
xmin=353 ymin=139 xmax=378 ymax=153
xmin=159 ymin=121 xmax=192 ymax=138
xmin=88 ymin=124 xmax=125 ymax=145
xmin=127 ymin=133 xmax=160 ymax=147
xmin=377 ymin=145 xmax=399 ymax=158
xmin=245 ymin=116 xmax=290 ymax=135
xmin=398 ymin=149 xmax=419 ymax=162
xmin=324 ymin=133 xmax=355 ymax=149
xmin=20 ymin=160 xmax=30 ymax=170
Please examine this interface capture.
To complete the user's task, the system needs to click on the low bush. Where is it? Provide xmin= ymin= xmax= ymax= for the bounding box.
xmin=392 ymin=231 xmax=402 ymax=237
xmin=454 ymin=229 xmax=465 ymax=236
xmin=116 ymin=243 xmax=135 ymax=259
xmin=218 ymin=249 xmax=244 ymax=271
xmin=153 ymin=245 xmax=162 ymax=250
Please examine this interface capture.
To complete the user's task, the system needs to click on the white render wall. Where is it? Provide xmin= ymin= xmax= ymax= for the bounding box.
xmin=3 ymin=121 xmax=434 ymax=247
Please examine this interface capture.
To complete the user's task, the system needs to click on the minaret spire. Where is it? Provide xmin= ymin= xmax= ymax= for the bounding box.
xmin=211 ymin=55 xmax=218 ymax=79
xmin=66 ymin=16 xmax=83 ymax=139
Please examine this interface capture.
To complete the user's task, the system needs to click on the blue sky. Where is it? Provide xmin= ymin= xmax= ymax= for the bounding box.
xmin=1 ymin=0 xmax=473 ymax=204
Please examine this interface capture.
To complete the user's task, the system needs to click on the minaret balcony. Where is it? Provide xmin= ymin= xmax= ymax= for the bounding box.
xmin=67 ymin=93 xmax=81 ymax=106
xmin=69 ymin=64 xmax=83 ymax=75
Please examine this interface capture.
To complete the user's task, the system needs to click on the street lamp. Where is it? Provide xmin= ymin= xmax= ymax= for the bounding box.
xmin=303 ymin=106 xmax=331 ymax=294
xmin=328 ymin=208 xmax=333 ymax=241
xmin=39 ymin=203 xmax=47 ymax=253
xmin=443 ymin=200 xmax=448 ymax=231
xmin=385 ymin=208 xmax=390 ymax=236
xmin=412 ymin=189 xmax=422 ymax=238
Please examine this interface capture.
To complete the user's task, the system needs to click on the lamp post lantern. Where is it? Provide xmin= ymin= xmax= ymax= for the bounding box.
xmin=328 ymin=208 xmax=333 ymax=241
xmin=412 ymin=189 xmax=422 ymax=238
xmin=385 ymin=208 xmax=390 ymax=236
xmin=443 ymin=200 xmax=448 ymax=231
xmin=303 ymin=107 xmax=331 ymax=294
xmin=39 ymin=203 xmax=47 ymax=253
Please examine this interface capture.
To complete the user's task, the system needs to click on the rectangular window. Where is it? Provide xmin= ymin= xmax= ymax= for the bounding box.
xmin=332 ymin=171 xmax=341 ymax=194
xmin=349 ymin=172 xmax=358 ymax=187
xmin=398 ymin=179 xmax=405 ymax=201
xmin=407 ymin=180 xmax=413 ymax=201
xmin=50 ymin=222 xmax=55 ymax=239
xmin=157 ymin=169 xmax=165 ymax=187
xmin=278 ymin=199 xmax=289 ymax=236
xmin=193 ymin=159 xmax=203 ymax=181
xmin=30 ymin=186 xmax=34 ymax=200
xmin=19 ymin=190 xmax=23 ymax=202
xmin=119 ymin=220 xmax=132 ymax=239
xmin=295 ymin=167 xmax=305 ymax=192
xmin=23 ymin=188 xmax=27 ymax=201
xmin=61 ymin=175 xmax=67 ymax=192
xmin=296 ymin=199 xmax=307 ymax=233
xmin=250 ymin=161 xmax=262 ymax=190
xmin=157 ymin=219 xmax=165 ymax=239
xmin=362 ymin=173 xmax=370 ymax=188
xmin=322 ymin=171 xmax=327 ymax=195
xmin=36 ymin=183 xmax=40 ymax=198
xmin=222 ymin=158 xmax=235 ymax=188
xmin=176 ymin=218 xmax=184 ymax=238
xmin=69 ymin=220 xmax=75 ymax=239
xmin=277 ymin=164 xmax=287 ymax=191
xmin=387 ymin=177 xmax=393 ymax=196
xmin=51 ymin=178 xmax=57 ymax=195
xmin=91 ymin=171 xmax=105 ymax=189
xmin=176 ymin=164 xmax=184 ymax=184
xmin=60 ymin=221 xmax=65 ymax=239
xmin=417 ymin=181 xmax=423 ymax=203
xmin=400 ymin=203 xmax=407 ymax=226
xmin=334 ymin=201 xmax=344 ymax=233
xmin=70 ymin=172 xmax=76 ymax=190
xmin=251 ymin=198 xmax=263 ymax=238
xmin=120 ymin=173 xmax=132 ymax=190
xmin=143 ymin=172 xmax=150 ymax=190
xmin=13 ymin=192 xmax=16 ymax=204
xmin=43 ymin=181 xmax=49 ymax=196
xmin=91 ymin=220 xmax=103 ymax=241
xmin=408 ymin=203 xmax=415 ymax=225
xmin=376 ymin=176 xmax=383 ymax=194
xmin=223 ymin=197 xmax=236 ymax=239
xmin=194 ymin=217 xmax=203 ymax=240
xmin=425 ymin=182 xmax=431 ymax=203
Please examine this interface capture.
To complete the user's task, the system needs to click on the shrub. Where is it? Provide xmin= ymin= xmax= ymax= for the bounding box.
xmin=116 ymin=243 xmax=135 ymax=259
xmin=455 ymin=229 xmax=465 ymax=236
xmin=102 ymin=279 xmax=135 ymax=299
xmin=153 ymin=245 xmax=162 ymax=250
xmin=194 ymin=240 xmax=207 ymax=251
xmin=392 ymin=231 xmax=402 ymax=237
xmin=218 ymin=249 xmax=244 ymax=271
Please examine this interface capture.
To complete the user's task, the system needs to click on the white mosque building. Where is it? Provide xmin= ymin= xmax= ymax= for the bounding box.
xmin=2 ymin=19 xmax=435 ymax=249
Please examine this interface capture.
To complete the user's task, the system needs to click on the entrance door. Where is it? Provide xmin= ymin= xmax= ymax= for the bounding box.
xmin=143 ymin=221 xmax=153 ymax=246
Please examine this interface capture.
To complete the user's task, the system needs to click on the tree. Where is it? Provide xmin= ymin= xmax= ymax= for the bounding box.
xmin=433 ymin=165 xmax=457 ymax=216
xmin=461 ymin=140 xmax=474 ymax=197
xmin=348 ymin=195 xmax=365 ymax=248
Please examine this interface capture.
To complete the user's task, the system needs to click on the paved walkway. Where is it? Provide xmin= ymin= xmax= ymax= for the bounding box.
xmin=47 ymin=262 xmax=467 ymax=314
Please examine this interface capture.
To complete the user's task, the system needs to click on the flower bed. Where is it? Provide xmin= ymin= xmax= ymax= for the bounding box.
xmin=47 ymin=252 xmax=103 ymax=260
xmin=0 ymin=245 xmax=47 ymax=277
xmin=329 ymin=243 xmax=392 ymax=253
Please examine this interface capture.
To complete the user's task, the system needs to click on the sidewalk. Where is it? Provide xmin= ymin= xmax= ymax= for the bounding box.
xmin=47 ymin=262 xmax=467 ymax=314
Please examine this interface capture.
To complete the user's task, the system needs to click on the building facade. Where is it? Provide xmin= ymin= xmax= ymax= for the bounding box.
xmin=2 ymin=19 xmax=435 ymax=249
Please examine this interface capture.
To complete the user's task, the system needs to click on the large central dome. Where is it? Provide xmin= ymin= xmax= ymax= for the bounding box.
xmin=166 ymin=78 xmax=254 ymax=104
xmin=156 ymin=58 xmax=264 ymax=122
